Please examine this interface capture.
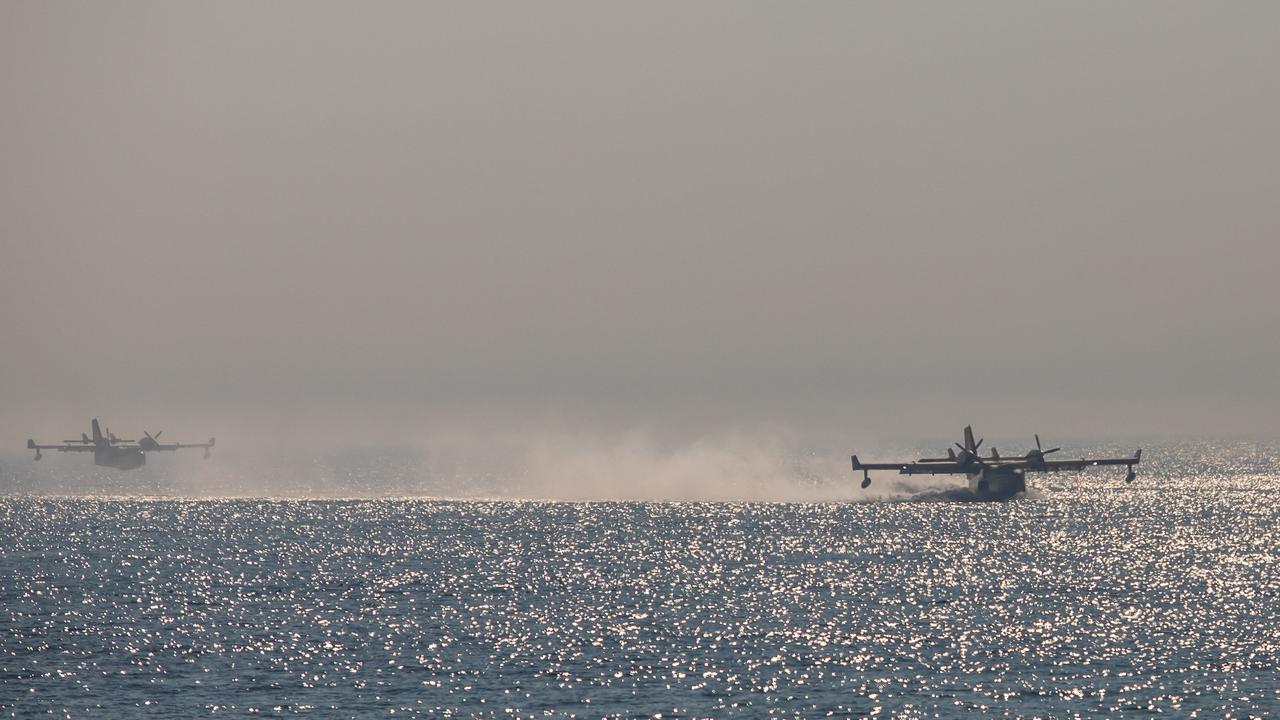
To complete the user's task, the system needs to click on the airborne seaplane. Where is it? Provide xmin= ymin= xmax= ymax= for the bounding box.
xmin=28 ymin=418 xmax=215 ymax=471
xmin=852 ymin=426 xmax=1140 ymax=500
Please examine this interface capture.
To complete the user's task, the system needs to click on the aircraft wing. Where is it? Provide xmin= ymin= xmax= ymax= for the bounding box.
xmin=27 ymin=440 xmax=94 ymax=452
xmin=851 ymin=456 xmax=973 ymax=475
xmin=1011 ymin=450 xmax=1141 ymax=473
xmin=895 ymin=462 xmax=973 ymax=475
xmin=145 ymin=438 xmax=216 ymax=452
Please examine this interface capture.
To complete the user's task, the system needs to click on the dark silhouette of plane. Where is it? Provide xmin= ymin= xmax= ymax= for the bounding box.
xmin=852 ymin=425 xmax=1140 ymax=500
xmin=28 ymin=419 xmax=215 ymax=471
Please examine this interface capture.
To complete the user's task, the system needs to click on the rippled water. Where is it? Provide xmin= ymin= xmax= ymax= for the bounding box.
xmin=3 ymin=440 xmax=1279 ymax=717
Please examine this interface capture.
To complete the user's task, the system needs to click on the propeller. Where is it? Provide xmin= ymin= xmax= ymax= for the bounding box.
xmin=954 ymin=436 xmax=984 ymax=462
xmin=1026 ymin=434 xmax=1061 ymax=463
xmin=141 ymin=431 xmax=164 ymax=450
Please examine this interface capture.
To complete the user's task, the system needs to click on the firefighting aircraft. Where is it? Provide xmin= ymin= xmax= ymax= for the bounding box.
xmin=28 ymin=418 xmax=215 ymax=471
xmin=852 ymin=425 xmax=1140 ymax=500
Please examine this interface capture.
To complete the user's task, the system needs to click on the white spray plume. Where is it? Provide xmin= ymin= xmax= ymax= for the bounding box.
xmin=3 ymin=417 xmax=947 ymax=501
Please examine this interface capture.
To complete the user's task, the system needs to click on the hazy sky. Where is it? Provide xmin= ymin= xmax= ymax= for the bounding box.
xmin=2 ymin=2 xmax=1278 ymax=447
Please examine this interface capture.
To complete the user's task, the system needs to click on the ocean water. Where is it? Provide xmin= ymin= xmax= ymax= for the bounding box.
xmin=2 ymin=439 xmax=1278 ymax=718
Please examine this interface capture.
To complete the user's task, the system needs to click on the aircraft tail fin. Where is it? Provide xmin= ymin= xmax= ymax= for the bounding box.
xmin=27 ymin=439 xmax=35 ymax=449
xmin=91 ymin=419 xmax=105 ymax=447
xmin=963 ymin=425 xmax=976 ymax=452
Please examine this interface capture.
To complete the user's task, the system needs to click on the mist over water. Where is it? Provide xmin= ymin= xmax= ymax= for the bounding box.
xmin=0 ymin=431 xmax=1253 ymax=502
xmin=8 ymin=417 xmax=1164 ymax=502
xmin=3 ymin=424 xmax=907 ymax=501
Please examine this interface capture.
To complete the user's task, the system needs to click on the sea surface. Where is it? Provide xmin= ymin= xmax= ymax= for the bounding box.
xmin=2 ymin=439 xmax=1278 ymax=717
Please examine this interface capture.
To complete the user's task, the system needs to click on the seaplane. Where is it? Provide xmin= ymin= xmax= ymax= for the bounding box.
xmin=27 ymin=418 xmax=215 ymax=471
xmin=852 ymin=426 xmax=1140 ymax=500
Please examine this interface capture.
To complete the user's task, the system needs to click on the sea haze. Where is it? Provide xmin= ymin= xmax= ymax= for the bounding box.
xmin=2 ymin=438 xmax=1278 ymax=717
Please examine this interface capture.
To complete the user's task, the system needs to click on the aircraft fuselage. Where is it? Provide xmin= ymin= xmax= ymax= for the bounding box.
xmin=95 ymin=446 xmax=146 ymax=471
xmin=968 ymin=466 xmax=1026 ymax=500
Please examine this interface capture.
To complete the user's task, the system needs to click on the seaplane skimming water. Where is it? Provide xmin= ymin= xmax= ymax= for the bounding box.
xmin=852 ymin=426 xmax=1140 ymax=501
xmin=28 ymin=418 xmax=215 ymax=471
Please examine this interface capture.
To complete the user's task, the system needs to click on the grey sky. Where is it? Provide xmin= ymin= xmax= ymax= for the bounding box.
xmin=2 ymin=2 xmax=1277 ymax=447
